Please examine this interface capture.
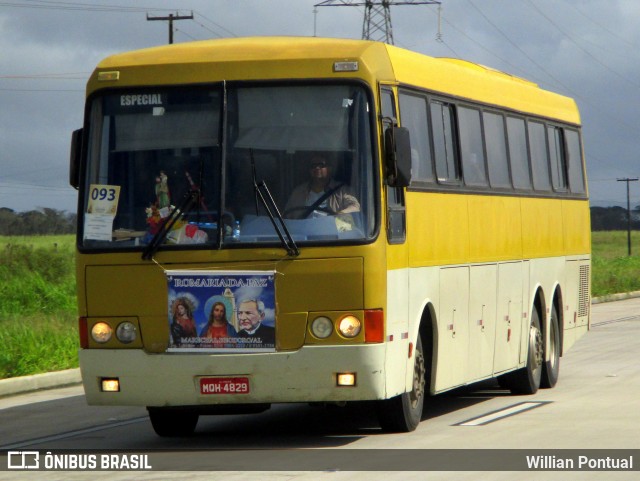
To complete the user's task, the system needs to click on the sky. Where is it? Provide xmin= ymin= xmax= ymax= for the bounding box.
xmin=1 ymin=0 xmax=639 ymax=213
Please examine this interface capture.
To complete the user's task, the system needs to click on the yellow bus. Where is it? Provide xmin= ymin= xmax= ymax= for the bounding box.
xmin=70 ymin=37 xmax=590 ymax=436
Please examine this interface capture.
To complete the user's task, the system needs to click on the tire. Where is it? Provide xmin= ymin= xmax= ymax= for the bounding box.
xmin=541 ymin=304 xmax=560 ymax=389
xmin=500 ymin=309 xmax=543 ymax=395
xmin=147 ymin=407 xmax=199 ymax=437
xmin=376 ymin=335 xmax=426 ymax=432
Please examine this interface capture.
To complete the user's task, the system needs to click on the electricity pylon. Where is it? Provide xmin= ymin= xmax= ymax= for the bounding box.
xmin=314 ymin=0 xmax=441 ymax=45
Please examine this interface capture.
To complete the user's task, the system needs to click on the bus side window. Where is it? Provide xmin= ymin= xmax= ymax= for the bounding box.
xmin=506 ymin=116 xmax=532 ymax=190
xmin=565 ymin=129 xmax=586 ymax=194
xmin=430 ymin=100 xmax=460 ymax=183
xmin=548 ymin=126 xmax=568 ymax=192
xmin=483 ymin=111 xmax=512 ymax=189
xmin=458 ymin=106 xmax=487 ymax=187
xmin=528 ymin=121 xmax=551 ymax=192
xmin=398 ymin=90 xmax=434 ymax=183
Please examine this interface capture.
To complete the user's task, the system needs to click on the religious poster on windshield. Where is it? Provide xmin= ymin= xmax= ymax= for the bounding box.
xmin=166 ymin=270 xmax=276 ymax=352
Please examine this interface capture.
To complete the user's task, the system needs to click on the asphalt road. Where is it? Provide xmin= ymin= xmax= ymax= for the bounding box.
xmin=1 ymin=297 xmax=639 ymax=480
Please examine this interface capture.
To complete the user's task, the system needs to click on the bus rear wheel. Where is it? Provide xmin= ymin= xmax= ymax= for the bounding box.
xmin=147 ymin=407 xmax=199 ymax=437
xmin=499 ymin=309 xmax=543 ymax=395
xmin=541 ymin=304 xmax=560 ymax=388
xmin=376 ymin=335 xmax=425 ymax=432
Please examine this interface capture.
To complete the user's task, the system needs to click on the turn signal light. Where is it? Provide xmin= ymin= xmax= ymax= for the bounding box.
xmin=364 ymin=309 xmax=384 ymax=343
xmin=78 ymin=317 xmax=88 ymax=348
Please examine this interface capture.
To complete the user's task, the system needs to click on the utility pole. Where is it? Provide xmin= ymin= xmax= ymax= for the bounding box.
xmin=146 ymin=11 xmax=194 ymax=44
xmin=314 ymin=0 xmax=441 ymax=45
xmin=617 ymin=177 xmax=638 ymax=256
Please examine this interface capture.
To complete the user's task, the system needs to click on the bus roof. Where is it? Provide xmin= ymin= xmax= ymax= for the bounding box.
xmin=92 ymin=36 xmax=579 ymax=124
xmin=384 ymin=43 xmax=580 ymax=124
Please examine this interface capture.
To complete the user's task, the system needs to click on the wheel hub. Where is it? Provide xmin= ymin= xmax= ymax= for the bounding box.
xmin=410 ymin=348 xmax=426 ymax=408
xmin=532 ymin=325 xmax=543 ymax=368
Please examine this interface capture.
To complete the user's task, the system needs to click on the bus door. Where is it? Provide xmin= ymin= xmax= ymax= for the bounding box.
xmin=381 ymin=86 xmax=410 ymax=396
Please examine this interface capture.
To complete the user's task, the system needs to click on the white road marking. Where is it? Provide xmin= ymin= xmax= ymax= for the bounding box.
xmin=457 ymin=401 xmax=550 ymax=426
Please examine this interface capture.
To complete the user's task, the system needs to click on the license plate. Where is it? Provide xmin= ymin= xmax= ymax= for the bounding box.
xmin=199 ymin=377 xmax=250 ymax=395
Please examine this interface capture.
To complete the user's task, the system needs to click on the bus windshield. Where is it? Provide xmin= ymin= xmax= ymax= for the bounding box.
xmin=81 ymin=82 xmax=377 ymax=251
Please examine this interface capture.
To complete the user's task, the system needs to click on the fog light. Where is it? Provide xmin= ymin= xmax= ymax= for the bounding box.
xmin=91 ymin=322 xmax=112 ymax=343
xmin=338 ymin=315 xmax=361 ymax=338
xmin=116 ymin=321 xmax=137 ymax=344
xmin=311 ymin=316 xmax=333 ymax=339
xmin=101 ymin=378 xmax=120 ymax=392
xmin=337 ymin=373 xmax=356 ymax=387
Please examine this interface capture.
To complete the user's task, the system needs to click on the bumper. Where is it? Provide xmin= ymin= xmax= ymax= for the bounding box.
xmin=79 ymin=343 xmax=387 ymax=407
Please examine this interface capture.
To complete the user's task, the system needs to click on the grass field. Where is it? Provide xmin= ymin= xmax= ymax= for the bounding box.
xmin=0 ymin=232 xmax=639 ymax=379
xmin=0 ymin=235 xmax=78 ymax=378
xmin=591 ymin=231 xmax=640 ymax=296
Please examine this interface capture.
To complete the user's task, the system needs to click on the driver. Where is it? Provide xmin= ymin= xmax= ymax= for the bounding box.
xmin=284 ymin=154 xmax=360 ymax=219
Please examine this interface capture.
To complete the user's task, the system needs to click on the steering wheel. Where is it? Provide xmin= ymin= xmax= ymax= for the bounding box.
xmin=284 ymin=205 xmax=337 ymax=218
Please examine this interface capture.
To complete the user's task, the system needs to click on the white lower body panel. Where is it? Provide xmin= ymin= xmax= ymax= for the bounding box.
xmin=80 ymin=343 xmax=387 ymax=407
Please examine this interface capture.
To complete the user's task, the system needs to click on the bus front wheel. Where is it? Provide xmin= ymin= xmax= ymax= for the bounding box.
xmin=147 ymin=407 xmax=199 ymax=437
xmin=376 ymin=335 xmax=425 ymax=432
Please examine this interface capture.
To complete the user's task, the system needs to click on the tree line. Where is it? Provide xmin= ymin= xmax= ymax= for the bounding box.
xmin=0 ymin=208 xmax=76 ymax=235
xmin=591 ymin=206 xmax=640 ymax=231
xmin=0 ymin=205 xmax=637 ymax=235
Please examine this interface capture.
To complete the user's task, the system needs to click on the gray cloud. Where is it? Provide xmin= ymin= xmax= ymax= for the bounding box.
xmin=1 ymin=0 xmax=639 ymax=211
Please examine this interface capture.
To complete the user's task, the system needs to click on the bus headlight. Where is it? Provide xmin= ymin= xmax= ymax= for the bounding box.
xmin=116 ymin=321 xmax=137 ymax=344
xmin=91 ymin=322 xmax=112 ymax=343
xmin=311 ymin=316 xmax=333 ymax=339
xmin=338 ymin=315 xmax=361 ymax=338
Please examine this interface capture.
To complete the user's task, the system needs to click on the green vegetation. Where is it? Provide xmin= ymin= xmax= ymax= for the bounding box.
xmin=591 ymin=231 xmax=640 ymax=297
xmin=0 ymin=316 xmax=79 ymax=378
xmin=0 ymin=235 xmax=78 ymax=378
xmin=0 ymin=232 xmax=639 ymax=379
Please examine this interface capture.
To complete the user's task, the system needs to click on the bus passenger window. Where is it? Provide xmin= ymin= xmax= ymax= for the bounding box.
xmin=548 ymin=126 xmax=568 ymax=191
xmin=565 ymin=129 xmax=586 ymax=194
xmin=483 ymin=112 xmax=511 ymax=189
xmin=506 ymin=117 xmax=531 ymax=190
xmin=430 ymin=101 xmax=460 ymax=183
xmin=528 ymin=121 xmax=551 ymax=191
xmin=458 ymin=106 xmax=487 ymax=187
xmin=399 ymin=91 xmax=434 ymax=182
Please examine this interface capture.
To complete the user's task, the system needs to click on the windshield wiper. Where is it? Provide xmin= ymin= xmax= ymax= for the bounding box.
xmin=141 ymin=189 xmax=200 ymax=260
xmin=250 ymin=150 xmax=299 ymax=257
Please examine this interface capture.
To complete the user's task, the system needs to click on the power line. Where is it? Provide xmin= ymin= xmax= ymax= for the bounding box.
xmin=0 ymin=71 xmax=86 ymax=91
xmin=522 ymin=0 xmax=640 ymax=89
xmin=465 ymin=0 xmax=574 ymax=95
xmin=0 ymin=72 xmax=88 ymax=79
xmin=460 ymin=0 xmax=640 ymax=160
xmin=194 ymin=11 xmax=238 ymax=38
xmin=189 ymin=18 xmax=223 ymax=39
xmin=174 ymin=26 xmax=198 ymax=42
xmin=0 ymin=182 xmax=74 ymax=192
xmin=0 ymin=1 xmax=171 ymax=13
xmin=568 ymin=2 xmax=640 ymax=51
xmin=0 ymin=88 xmax=82 ymax=92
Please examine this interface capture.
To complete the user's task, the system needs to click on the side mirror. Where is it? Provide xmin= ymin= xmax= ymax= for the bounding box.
xmin=70 ymin=128 xmax=83 ymax=189
xmin=384 ymin=126 xmax=411 ymax=187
